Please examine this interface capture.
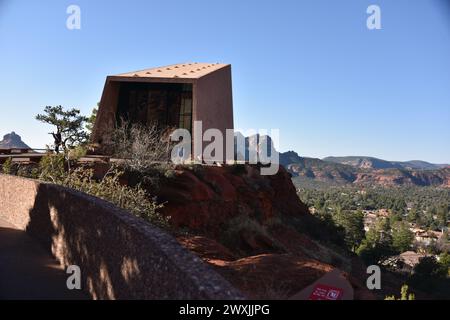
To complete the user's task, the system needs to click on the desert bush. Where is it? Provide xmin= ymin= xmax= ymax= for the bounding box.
xmin=35 ymin=154 xmax=169 ymax=229
xmin=164 ymin=168 xmax=178 ymax=179
xmin=63 ymin=166 xmax=169 ymax=229
xmin=16 ymin=164 xmax=39 ymax=179
xmin=38 ymin=153 xmax=66 ymax=183
xmin=104 ymin=121 xmax=177 ymax=190
xmin=1 ymin=158 xmax=39 ymax=178
xmin=223 ymin=215 xmax=268 ymax=241
xmin=109 ymin=121 xmax=173 ymax=173
xmin=123 ymin=162 xmax=175 ymax=192
xmin=2 ymin=157 xmax=12 ymax=174
xmin=67 ymin=145 xmax=87 ymax=160
xmin=220 ymin=214 xmax=284 ymax=256
xmin=1 ymin=152 xmax=168 ymax=228
xmin=385 ymin=284 xmax=415 ymax=300
xmin=185 ymin=163 xmax=205 ymax=176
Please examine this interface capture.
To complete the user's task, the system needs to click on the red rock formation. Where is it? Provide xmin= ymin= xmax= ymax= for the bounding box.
xmin=157 ymin=165 xmax=309 ymax=237
xmin=156 ymin=164 xmax=373 ymax=299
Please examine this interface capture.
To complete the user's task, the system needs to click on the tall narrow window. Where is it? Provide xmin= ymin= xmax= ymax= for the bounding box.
xmin=179 ymin=84 xmax=192 ymax=133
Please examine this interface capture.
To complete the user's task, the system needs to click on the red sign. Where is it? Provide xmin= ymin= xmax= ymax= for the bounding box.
xmin=308 ymin=284 xmax=343 ymax=300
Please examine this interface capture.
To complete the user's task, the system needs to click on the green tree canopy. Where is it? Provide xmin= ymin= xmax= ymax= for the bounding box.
xmin=86 ymin=103 xmax=99 ymax=134
xmin=414 ymin=256 xmax=447 ymax=279
xmin=392 ymin=221 xmax=414 ymax=253
xmin=357 ymin=218 xmax=395 ymax=264
xmin=333 ymin=208 xmax=365 ymax=251
xmin=36 ymin=105 xmax=88 ymax=153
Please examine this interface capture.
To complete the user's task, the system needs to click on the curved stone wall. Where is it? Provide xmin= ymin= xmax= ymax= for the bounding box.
xmin=0 ymin=174 xmax=243 ymax=300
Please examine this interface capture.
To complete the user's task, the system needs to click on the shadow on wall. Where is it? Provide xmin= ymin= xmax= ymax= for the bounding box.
xmin=26 ymin=185 xmax=160 ymax=299
xmin=0 ymin=175 xmax=243 ymax=300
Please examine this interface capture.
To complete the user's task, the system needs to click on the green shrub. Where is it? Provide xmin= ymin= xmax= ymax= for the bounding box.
xmin=385 ymin=284 xmax=415 ymax=300
xmin=68 ymin=145 xmax=87 ymax=160
xmin=63 ymin=167 xmax=169 ymax=229
xmin=413 ymin=256 xmax=447 ymax=279
xmin=391 ymin=221 xmax=414 ymax=253
xmin=439 ymin=252 xmax=450 ymax=277
xmin=220 ymin=214 xmax=283 ymax=255
xmin=36 ymin=155 xmax=169 ymax=229
xmin=2 ymin=157 xmax=12 ymax=174
xmin=186 ymin=163 xmax=205 ymax=176
xmin=16 ymin=164 xmax=39 ymax=178
xmin=164 ymin=169 xmax=177 ymax=179
xmin=1 ymin=158 xmax=39 ymax=178
xmin=38 ymin=153 xmax=66 ymax=183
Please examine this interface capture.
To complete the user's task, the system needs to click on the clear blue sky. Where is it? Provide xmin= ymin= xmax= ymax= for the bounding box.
xmin=0 ymin=0 xmax=449 ymax=163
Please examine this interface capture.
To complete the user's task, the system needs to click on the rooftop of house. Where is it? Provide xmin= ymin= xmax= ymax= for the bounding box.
xmin=399 ymin=251 xmax=426 ymax=267
xmin=112 ymin=62 xmax=229 ymax=80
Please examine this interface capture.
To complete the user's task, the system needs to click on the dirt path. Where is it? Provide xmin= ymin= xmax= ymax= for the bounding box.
xmin=0 ymin=218 xmax=88 ymax=300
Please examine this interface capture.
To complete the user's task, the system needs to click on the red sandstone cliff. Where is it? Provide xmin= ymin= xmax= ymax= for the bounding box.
xmin=152 ymin=164 xmax=373 ymax=299
xmin=157 ymin=165 xmax=308 ymax=235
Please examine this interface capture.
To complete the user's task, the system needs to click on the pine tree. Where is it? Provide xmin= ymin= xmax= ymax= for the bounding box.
xmin=392 ymin=221 xmax=414 ymax=253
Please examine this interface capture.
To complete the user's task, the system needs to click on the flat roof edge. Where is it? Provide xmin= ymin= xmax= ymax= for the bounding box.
xmin=106 ymin=76 xmax=198 ymax=83
xmin=110 ymin=62 xmax=230 ymax=80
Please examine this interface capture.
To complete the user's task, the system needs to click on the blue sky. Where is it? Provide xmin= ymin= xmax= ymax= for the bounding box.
xmin=0 ymin=0 xmax=449 ymax=163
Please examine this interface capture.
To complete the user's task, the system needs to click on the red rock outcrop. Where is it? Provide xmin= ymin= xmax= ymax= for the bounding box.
xmin=157 ymin=165 xmax=309 ymax=237
xmin=155 ymin=164 xmax=372 ymax=299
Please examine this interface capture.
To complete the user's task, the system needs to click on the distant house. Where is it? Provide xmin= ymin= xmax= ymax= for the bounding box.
xmin=363 ymin=213 xmax=377 ymax=232
xmin=382 ymin=251 xmax=428 ymax=273
xmin=362 ymin=209 xmax=391 ymax=232
xmin=399 ymin=251 xmax=426 ymax=269
xmin=91 ymin=62 xmax=234 ymax=161
xmin=412 ymin=229 xmax=442 ymax=246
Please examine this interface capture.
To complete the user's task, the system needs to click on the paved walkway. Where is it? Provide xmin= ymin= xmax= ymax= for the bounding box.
xmin=0 ymin=218 xmax=88 ymax=299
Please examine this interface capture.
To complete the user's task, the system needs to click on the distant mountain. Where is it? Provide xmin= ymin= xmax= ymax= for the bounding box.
xmin=399 ymin=160 xmax=449 ymax=170
xmin=232 ymin=135 xmax=450 ymax=188
xmin=280 ymin=151 xmax=356 ymax=185
xmin=0 ymin=132 xmax=30 ymax=149
xmin=352 ymin=167 xmax=450 ymax=188
xmin=322 ymin=156 xmax=448 ymax=171
xmin=281 ymin=152 xmax=450 ymax=189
